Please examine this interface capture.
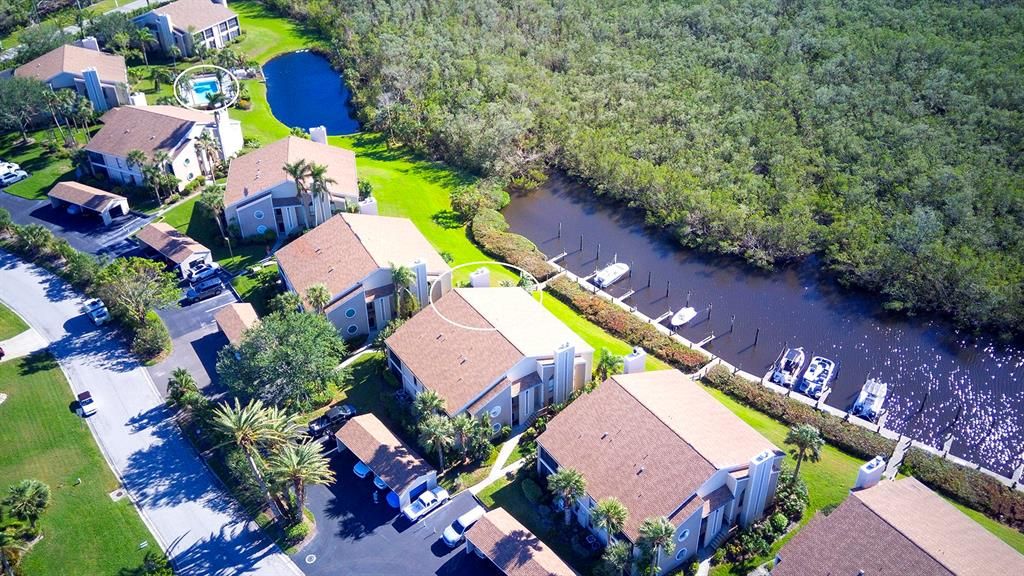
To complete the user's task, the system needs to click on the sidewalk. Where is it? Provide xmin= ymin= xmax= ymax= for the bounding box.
xmin=470 ymin=432 xmax=526 ymax=495
xmin=0 ymin=326 xmax=47 ymax=362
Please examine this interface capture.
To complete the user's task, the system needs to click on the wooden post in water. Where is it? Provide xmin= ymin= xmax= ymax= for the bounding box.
xmin=647 ymin=271 xmax=652 ymax=288
xmin=665 ymin=281 xmax=671 ymax=299
xmin=730 ymin=314 xmax=735 ymax=333
xmin=558 ymin=221 xmax=562 ymax=239
xmin=708 ymin=303 xmax=713 ymax=322
xmin=754 ymin=328 xmax=760 ymax=346
xmin=596 ymin=243 xmax=601 ymax=262
xmin=579 ymin=235 xmax=584 ymax=252
xmin=686 ymin=290 xmax=691 ymax=307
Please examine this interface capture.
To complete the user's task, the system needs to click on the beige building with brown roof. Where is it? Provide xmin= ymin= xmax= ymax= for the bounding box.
xmin=385 ymin=287 xmax=594 ymax=432
xmin=275 ymin=213 xmax=451 ymax=338
xmin=223 ymin=136 xmax=359 ymax=239
xmin=85 ymin=105 xmax=242 ymax=191
xmin=772 ymin=475 xmax=1024 ymax=576
xmin=335 ymin=414 xmax=437 ymax=508
xmin=136 ymin=222 xmax=212 ymax=275
xmin=536 ymin=368 xmax=783 ymax=574
xmin=214 ymin=302 xmax=259 ymax=346
xmin=47 ymin=182 xmax=129 ymax=226
xmin=134 ymin=0 xmax=240 ymax=57
xmin=465 ymin=508 xmax=576 ymax=576
xmin=14 ymin=40 xmax=128 ymax=111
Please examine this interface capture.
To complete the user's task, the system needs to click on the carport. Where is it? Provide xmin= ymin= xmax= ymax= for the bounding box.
xmin=335 ymin=413 xmax=437 ymax=508
xmin=135 ymin=222 xmax=212 ymax=276
xmin=47 ymin=181 xmax=129 ymax=226
xmin=465 ymin=508 xmax=575 ymax=576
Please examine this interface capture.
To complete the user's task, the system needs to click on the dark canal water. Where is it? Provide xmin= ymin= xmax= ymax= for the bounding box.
xmin=262 ymin=51 xmax=360 ymax=135
xmin=503 ymin=174 xmax=1024 ymax=477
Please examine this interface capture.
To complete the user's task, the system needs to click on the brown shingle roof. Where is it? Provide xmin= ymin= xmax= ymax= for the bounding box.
xmin=342 ymin=213 xmax=449 ymax=277
xmin=47 ymin=182 xmax=126 ymax=212
xmin=154 ymin=0 xmax=237 ymax=33
xmin=466 ymin=509 xmax=576 ymax=576
xmin=15 ymin=44 xmax=126 ymax=85
xmin=385 ymin=290 xmax=523 ymax=415
xmin=136 ymin=222 xmax=210 ymax=264
xmin=537 ymin=376 xmax=717 ymax=541
xmin=274 ymin=214 xmax=377 ymax=302
xmin=86 ymin=106 xmax=213 ymax=160
xmin=774 ymin=477 xmax=1024 ymax=576
xmin=335 ymin=414 xmax=434 ymax=494
xmin=214 ymin=303 xmax=259 ymax=346
xmin=224 ymin=137 xmax=357 ymax=208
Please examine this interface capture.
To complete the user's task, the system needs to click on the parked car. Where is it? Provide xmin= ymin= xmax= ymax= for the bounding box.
xmin=0 ymin=161 xmax=20 ymax=172
xmin=0 ymin=169 xmax=28 ymax=187
xmin=353 ymin=461 xmax=372 ymax=479
xmin=307 ymin=404 xmax=356 ymax=437
xmin=75 ymin=391 xmax=97 ymax=417
xmin=402 ymin=486 xmax=450 ymax=522
xmin=187 ymin=262 xmax=222 ymax=283
xmin=82 ymin=299 xmax=110 ymax=326
xmin=373 ymin=475 xmax=388 ymax=490
xmin=441 ymin=505 xmax=486 ymax=547
xmin=184 ymin=278 xmax=223 ymax=303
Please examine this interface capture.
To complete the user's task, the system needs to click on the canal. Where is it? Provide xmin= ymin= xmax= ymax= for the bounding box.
xmin=503 ymin=174 xmax=1024 ymax=477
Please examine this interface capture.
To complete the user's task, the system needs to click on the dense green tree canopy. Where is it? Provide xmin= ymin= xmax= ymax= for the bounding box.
xmin=261 ymin=0 xmax=1024 ymax=334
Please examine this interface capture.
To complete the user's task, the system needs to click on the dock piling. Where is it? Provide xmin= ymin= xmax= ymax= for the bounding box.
xmin=647 ymin=271 xmax=652 ymax=288
xmin=754 ymin=328 xmax=760 ymax=346
xmin=730 ymin=314 xmax=735 ymax=333
xmin=597 ymin=243 xmax=601 ymax=262
xmin=558 ymin=221 xmax=562 ymax=239
xmin=708 ymin=303 xmax=713 ymax=322
xmin=579 ymin=235 xmax=584 ymax=252
xmin=666 ymin=281 xmax=671 ymax=299
xmin=686 ymin=290 xmax=691 ymax=307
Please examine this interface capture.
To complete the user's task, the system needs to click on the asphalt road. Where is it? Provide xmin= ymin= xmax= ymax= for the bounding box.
xmin=0 ymin=251 xmax=302 ymax=576
xmin=149 ymin=287 xmax=236 ymax=395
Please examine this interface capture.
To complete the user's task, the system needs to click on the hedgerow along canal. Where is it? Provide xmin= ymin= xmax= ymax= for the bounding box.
xmin=263 ymin=50 xmax=360 ymax=135
xmin=503 ymin=174 xmax=1024 ymax=477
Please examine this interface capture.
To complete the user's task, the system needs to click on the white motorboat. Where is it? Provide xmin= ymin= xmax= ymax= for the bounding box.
xmin=796 ymin=356 xmax=836 ymax=399
xmin=670 ymin=307 xmax=698 ymax=326
xmin=852 ymin=378 xmax=888 ymax=422
xmin=770 ymin=347 xmax=805 ymax=387
xmin=592 ymin=262 xmax=629 ymax=288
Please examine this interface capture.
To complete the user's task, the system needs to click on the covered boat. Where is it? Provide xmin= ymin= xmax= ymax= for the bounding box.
xmin=770 ymin=347 xmax=805 ymax=387
xmin=670 ymin=307 xmax=698 ymax=326
xmin=853 ymin=378 xmax=888 ymax=422
xmin=593 ymin=262 xmax=629 ymax=288
xmin=796 ymin=356 xmax=836 ymax=399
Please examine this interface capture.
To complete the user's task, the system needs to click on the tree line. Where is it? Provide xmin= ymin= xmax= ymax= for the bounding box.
xmin=253 ymin=0 xmax=1024 ymax=336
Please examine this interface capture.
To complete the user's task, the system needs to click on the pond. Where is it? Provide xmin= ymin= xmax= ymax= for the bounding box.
xmin=503 ymin=174 xmax=1024 ymax=477
xmin=262 ymin=50 xmax=360 ymax=135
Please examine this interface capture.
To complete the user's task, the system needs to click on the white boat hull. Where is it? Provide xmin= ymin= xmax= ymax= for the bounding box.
xmin=670 ymin=307 xmax=697 ymax=326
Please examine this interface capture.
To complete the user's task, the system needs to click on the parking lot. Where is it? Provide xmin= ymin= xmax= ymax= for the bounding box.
xmin=0 ymin=193 xmax=152 ymax=257
xmin=147 ymin=275 xmax=237 ymax=396
xmin=296 ymin=448 xmax=502 ymax=576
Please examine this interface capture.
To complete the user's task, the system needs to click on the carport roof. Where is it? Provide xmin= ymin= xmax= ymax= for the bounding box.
xmin=136 ymin=222 xmax=210 ymax=264
xmin=335 ymin=414 xmax=434 ymax=494
xmin=214 ymin=302 xmax=259 ymax=346
xmin=48 ymin=182 xmax=127 ymax=213
xmin=466 ymin=508 xmax=576 ymax=576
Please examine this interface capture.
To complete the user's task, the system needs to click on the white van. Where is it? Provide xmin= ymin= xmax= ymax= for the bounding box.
xmin=441 ymin=504 xmax=486 ymax=547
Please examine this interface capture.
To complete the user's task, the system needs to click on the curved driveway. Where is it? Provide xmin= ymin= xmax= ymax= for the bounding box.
xmin=0 ymin=251 xmax=301 ymax=576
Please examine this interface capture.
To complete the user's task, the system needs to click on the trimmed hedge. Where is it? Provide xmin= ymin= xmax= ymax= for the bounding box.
xmin=547 ymin=276 xmax=709 ymax=372
xmin=470 ymin=208 xmax=555 ymax=281
xmin=704 ymin=365 xmax=1024 ymax=530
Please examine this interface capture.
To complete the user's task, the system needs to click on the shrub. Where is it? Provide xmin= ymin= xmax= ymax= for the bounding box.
xmin=285 ymin=520 xmax=311 ymax=545
xmin=450 ymin=182 xmax=509 ymax=219
xmin=521 ymin=477 xmax=544 ymax=504
xmin=470 ymin=208 xmax=555 ymax=281
xmin=0 ymin=207 xmax=12 ymax=232
xmin=774 ymin=471 xmax=809 ymax=522
xmin=769 ymin=512 xmax=789 ymax=535
xmin=224 ymin=448 xmax=266 ymax=511
xmin=63 ymin=251 xmax=102 ymax=289
xmin=547 ymin=277 xmax=709 ymax=372
xmin=132 ymin=311 xmax=172 ymax=359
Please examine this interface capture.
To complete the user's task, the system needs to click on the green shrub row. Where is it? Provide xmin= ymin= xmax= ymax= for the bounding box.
xmin=469 ymin=208 xmax=556 ymax=281
xmin=546 ymin=276 xmax=709 ymax=372
xmin=703 ymin=365 xmax=1024 ymax=530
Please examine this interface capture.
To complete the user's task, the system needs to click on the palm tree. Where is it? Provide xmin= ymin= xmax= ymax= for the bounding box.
xmin=547 ymin=467 xmax=586 ymax=525
xmin=0 ymin=529 xmax=27 ymax=576
xmin=784 ymin=424 xmax=824 ymax=481
xmin=413 ymin=389 xmax=445 ymax=420
xmin=167 ymin=367 xmax=197 ymax=405
xmin=205 ymin=91 xmax=227 ymax=110
xmin=126 ymin=149 xmax=147 ymax=176
xmin=151 ymin=67 xmax=174 ymax=92
xmin=195 ymin=130 xmax=220 ymax=175
xmin=306 ymin=162 xmax=337 ymax=226
xmin=43 ymin=90 xmax=67 ymax=144
xmin=133 ymin=27 xmax=155 ymax=66
xmin=211 ymin=399 xmax=289 ymax=520
xmin=595 ymin=348 xmax=624 ymax=382
xmin=305 ymin=284 xmax=331 ymax=315
xmin=591 ymin=497 xmax=628 ymax=541
xmin=269 ymin=440 xmax=335 ymax=522
xmin=638 ymin=516 xmax=675 ymax=574
xmin=199 ymin=185 xmax=226 ymax=236
xmin=418 ymin=414 xmax=455 ymax=471
xmin=451 ymin=413 xmax=474 ymax=460
xmin=74 ymin=96 xmax=94 ymax=134
xmin=390 ymin=263 xmax=416 ymax=318
xmin=169 ymin=45 xmax=182 ymax=69
xmin=282 ymin=159 xmax=311 ymax=227
xmin=3 ymin=480 xmax=51 ymax=529
xmin=602 ymin=540 xmax=632 ymax=576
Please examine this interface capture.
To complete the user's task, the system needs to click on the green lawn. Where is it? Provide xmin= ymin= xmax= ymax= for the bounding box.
xmin=157 ymin=196 xmax=267 ymax=272
xmin=231 ymin=262 xmax=281 ymax=316
xmin=0 ymin=301 xmax=29 ymax=341
xmin=232 ymin=0 xmax=322 ymax=64
xmin=0 ymin=353 xmax=158 ymax=575
xmin=0 ymin=130 xmax=77 ymax=201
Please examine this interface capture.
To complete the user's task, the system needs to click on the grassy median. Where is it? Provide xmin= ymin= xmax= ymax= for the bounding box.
xmin=0 ymin=301 xmax=28 ymax=340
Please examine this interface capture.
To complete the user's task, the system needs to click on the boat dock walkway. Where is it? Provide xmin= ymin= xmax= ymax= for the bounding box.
xmin=541 ymin=262 xmax=1023 ymax=491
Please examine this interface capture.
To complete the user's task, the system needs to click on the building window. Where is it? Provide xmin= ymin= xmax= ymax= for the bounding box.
xmin=678 ymin=529 xmax=689 ymax=542
xmin=256 ymin=225 xmax=267 ymax=234
xmin=346 ymin=325 xmax=358 ymax=335
xmin=187 ymin=173 xmax=194 ymax=180
xmin=184 ymin=158 xmax=190 ymax=166
xmin=489 ymin=405 xmax=501 ymax=418
xmin=675 ymin=549 xmax=687 ymax=561
xmin=491 ymin=422 xmax=501 ymax=433
xmin=345 ymin=308 xmax=356 ymax=318
xmin=253 ymin=210 xmax=265 ymax=220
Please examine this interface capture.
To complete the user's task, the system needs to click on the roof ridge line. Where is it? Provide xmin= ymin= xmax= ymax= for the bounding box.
xmin=852 ymin=487 xmax=956 ymax=575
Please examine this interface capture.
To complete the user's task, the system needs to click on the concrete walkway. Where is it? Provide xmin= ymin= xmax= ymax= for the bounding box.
xmin=0 ymin=326 xmax=46 ymax=362
xmin=469 ymin=432 xmax=526 ymax=495
xmin=0 ymin=251 xmax=302 ymax=576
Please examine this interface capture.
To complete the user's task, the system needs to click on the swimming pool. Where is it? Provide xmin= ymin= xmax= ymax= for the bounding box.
xmin=190 ymin=78 xmax=221 ymax=105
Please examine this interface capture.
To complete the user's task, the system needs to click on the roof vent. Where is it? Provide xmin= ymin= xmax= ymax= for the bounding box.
xmin=327 ymin=266 xmax=334 ymax=274
xmin=314 ymin=247 xmax=322 ymax=254
xmin=637 ymin=466 xmax=645 ymax=475
xmin=458 ymin=355 xmax=467 ymax=365
xmin=600 ymin=432 xmax=608 ymax=440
